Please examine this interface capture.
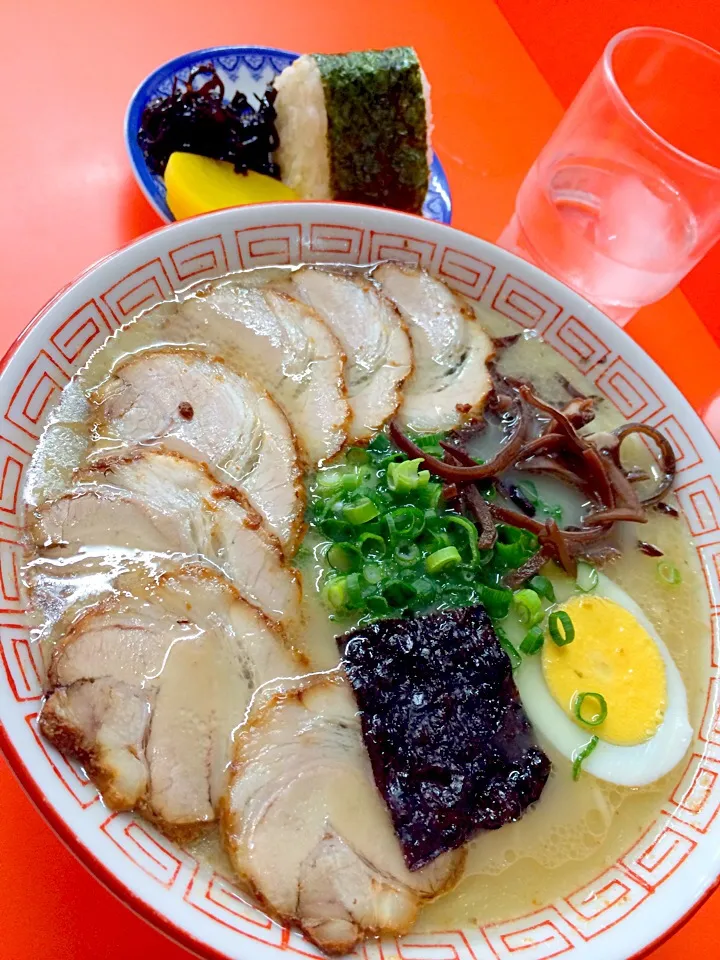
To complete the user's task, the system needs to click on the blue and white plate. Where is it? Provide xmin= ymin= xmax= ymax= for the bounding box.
xmin=125 ymin=45 xmax=452 ymax=225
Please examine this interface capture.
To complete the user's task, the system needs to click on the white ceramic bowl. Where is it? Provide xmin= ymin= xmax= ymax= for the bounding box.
xmin=2 ymin=203 xmax=719 ymax=960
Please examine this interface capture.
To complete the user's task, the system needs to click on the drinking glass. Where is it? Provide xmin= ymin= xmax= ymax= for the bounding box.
xmin=498 ymin=27 xmax=720 ymax=325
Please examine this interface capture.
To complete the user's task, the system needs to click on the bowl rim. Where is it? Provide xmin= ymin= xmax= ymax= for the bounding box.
xmin=3 ymin=200 xmax=719 ymax=960
xmin=123 ymin=44 xmax=452 ymax=225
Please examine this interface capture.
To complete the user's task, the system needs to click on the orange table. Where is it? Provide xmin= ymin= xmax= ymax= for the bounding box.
xmin=1 ymin=2 xmax=719 ymax=958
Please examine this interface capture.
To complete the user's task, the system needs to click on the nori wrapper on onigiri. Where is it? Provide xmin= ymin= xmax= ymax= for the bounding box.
xmin=273 ymin=46 xmax=431 ymax=213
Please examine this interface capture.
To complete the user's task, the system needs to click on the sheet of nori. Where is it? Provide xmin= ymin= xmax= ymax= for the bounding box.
xmin=339 ymin=606 xmax=551 ymax=870
xmin=313 ymin=47 xmax=429 ymax=214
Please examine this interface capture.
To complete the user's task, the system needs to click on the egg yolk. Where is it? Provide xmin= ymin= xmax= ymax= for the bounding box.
xmin=542 ymin=596 xmax=667 ymax=746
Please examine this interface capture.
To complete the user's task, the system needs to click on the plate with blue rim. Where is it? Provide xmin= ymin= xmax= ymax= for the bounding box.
xmin=125 ymin=45 xmax=452 ymax=225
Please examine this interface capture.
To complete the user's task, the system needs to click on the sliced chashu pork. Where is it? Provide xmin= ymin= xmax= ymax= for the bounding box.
xmin=89 ymin=349 xmax=304 ymax=553
xmin=146 ymin=284 xmax=349 ymax=463
xmin=39 ymin=564 xmax=303 ymax=840
xmin=373 ymin=263 xmax=494 ymax=432
xmin=29 ymin=449 xmax=303 ymax=633
xmin=222 ymin=673 xmax=464 ymax=954
xmin=275 ymin=268 xmax=412 ymax=441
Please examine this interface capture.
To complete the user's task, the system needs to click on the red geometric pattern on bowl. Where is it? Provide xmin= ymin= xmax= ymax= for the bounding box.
xmin=649 ymin=413 xmax=702 ymax=473
xmin=0 ymin=434 xmax=30 ymax=530
xmin=50 ymin=299 xmax=114 ymax=365
xmin=236 ymin=224 xmax=302 ymax=268
xmin=594 ymin=357 xmax=664 ymax=423
xmin=184 ymin=868 xmax=281 ymax=943
xmin=491 ymin=275 xmax=562 ymax=334
xmin=675 ymin=476 xmax=720 ymax=536
xmin=0 ymin=626 xmax=42 ymax=701
xmin=168 ymin=235 xmax=229 ymax=284
xmin=699 ymin=677 xmax=720 ymax=745
xmin=100 ymin=258 xmax=174 ymax=325
xmin=307 ymin=223 xmax=365 ymax=263
xmin=484 ymin=906 xmax=578 ymax=958
xmin=666 ymin=753 xmax=720 ymax=833
xmin=438 ymin=248 xmax=495 ymax=301
xmin=0 ymin=538 xmax=23 ymax=611
xmin=622 ymin=822 xmax=698 ymax=889
xmin=1 ymin=206 xmax=718 ymax=960
xmin=363 ymin=932 xmax=484 ymax=960
xmin=6 ymin=350 xmax=69 ymax=441
xmin=101 ymin=813 xmax=185 ymax=889
xmin=559 ymin=867 xmax=651 ymax=939
xmin=697 ymin=542 xmax=720 ymax=612
xmin=25 ymin=712 xmax=100 ymax=809
xmin=368 ymin=231 xmax=436 ymax=266
xmin=543 ymin=314 xmax=610 ymax=374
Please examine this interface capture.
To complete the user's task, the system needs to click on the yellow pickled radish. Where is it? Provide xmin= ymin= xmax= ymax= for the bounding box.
xmin=164 ymin=152 xmax=298 ymax=219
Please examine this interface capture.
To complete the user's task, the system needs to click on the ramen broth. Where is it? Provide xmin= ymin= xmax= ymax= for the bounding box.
xmin=22 ymin=264 xmax=709 ymax=933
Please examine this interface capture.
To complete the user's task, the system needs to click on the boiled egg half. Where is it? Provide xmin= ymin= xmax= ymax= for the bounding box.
xmin=514 ymin=573 xmax=693 ymax=786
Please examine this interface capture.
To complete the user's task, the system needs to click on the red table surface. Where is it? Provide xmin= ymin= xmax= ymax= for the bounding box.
xmin=1 ymin=2 xmax=719 ymax=958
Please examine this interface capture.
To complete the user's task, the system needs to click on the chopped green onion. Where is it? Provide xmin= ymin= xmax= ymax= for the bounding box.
xmin=310 ymin=437 xmax=553 ymax=624
xmin=548 ymin=610 xmax=575 ymax=645
xmin=345 ymin=572 xmax=363 ymax=606
xmin=573 ymin=691 xmax=608 ymax=727
xmin=322 ymin=576 xmax=348 ymax=611
xmin=345 ymin=446 xmax=369 ymax=465
xmin=446 ymin=515 xmax=480 ymax=563
xmin=444 ymin=585 xmax=474 ymax=607
xmin=316 ymin=469 xmax=345 ymax=494
xmin=387 ymin=457 xmax=431 ymax=493
xmin=421 ymin=482 xmax=443 ymax=508
xmin=412 ymin=432 xmax=446 ymax=457
xmin=320 ymin=518 xmax=354 ymax=541
xmin=528 ymin=575 xmax=556 ymax=602
xmin=520 ymin=624 xmax=544 ymax=655
xmin=495 ymin=541 xmax=530 ymax=568
xmin=343 ymin=497 xmax=380 ymax=525
xmin=365 ymin=594 xmax=390 ymax=616
xmin=572 ymin=736 xmax=599 ymax=780
xmin=385 ymin=505 xmax=425 ymax=540
xmin=383 ymin=578 xmax=416 ymax=607
xmin=513 ymin=588 xmax=544 ymax=627
xmin=498 ymin=524 xmax=524 ymax=543
xmin=576 ymin=562 xmax=599 ymax=593
xmin=362 ymin=562 xmax=383 ymax=585
xmin=517 ymin=481 xmax=539 ymax=505
xmin=367 ymin=433 xmax=391 ymax=456
xmin=476 ymin=585 xmax=513 ymax=619
xmin=394 ymin=540 xmax=421 ymax=565
xmin=327 ymin=542 xmax=363 ymax=573
xmin=341 ymin=467 xmax=371 ymax=491
xmin=425 ymin=546 xmax=462 ymax=574
xmin=423 ymin=530 xmax=452 ymax=553
xmin=357 ymin=532 xmax=386 ymax=557
xmin=657 ymin=560 xmax=682 ymax=586
xmin=411 ymin=576 xmax=436 ymax=603
xmin=496 ymin=625 xmax=521 ymax=670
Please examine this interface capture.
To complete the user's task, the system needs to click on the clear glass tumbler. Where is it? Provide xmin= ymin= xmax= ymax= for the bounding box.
xmin=498 ymin=27 xmax=720 ymax=325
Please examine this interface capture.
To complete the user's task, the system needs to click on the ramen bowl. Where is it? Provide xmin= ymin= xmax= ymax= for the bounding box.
xmin=2 ymin=203 xmax=719 ymax=960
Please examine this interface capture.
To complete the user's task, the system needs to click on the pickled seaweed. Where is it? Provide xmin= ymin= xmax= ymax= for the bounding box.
xmin=339 ymin=606 xmax=551 ymax=869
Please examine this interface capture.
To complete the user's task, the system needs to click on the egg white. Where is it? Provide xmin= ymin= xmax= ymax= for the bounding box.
xmin=514 ymin=573 xmax=693 ymax=787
